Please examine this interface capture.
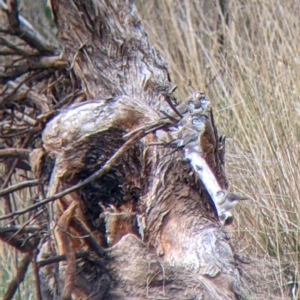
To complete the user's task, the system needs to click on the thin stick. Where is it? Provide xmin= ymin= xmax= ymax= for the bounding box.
xmin=3 ymin=254 xmax=32 ymax=300
xmin=1 ymin=132 xmax=34 ymax=189
xmin=0 ymin=130 xmax=146 ymax=221
xmin=168 ymin=84 xmax=178 ymax=94
xmin=159 ymin=110 xmax=180 ymax=122
xmin=122 ymin=119 xmax=171 ymax=140
xmin=0 ymin=0 xmax=54 ymax=54
xmin=0 ymin=225 xmax=41 ymax=234
xmin=0 ymin=148 xmax=30 ymax=160
xmin=32 ymin=249 xmax=42 ymax=300
xmin=37 ymin=251 xmax=90 ymax=267
xmin=57 ymin=202 xmax=77 ymax=300
xmin=0 ymin=179 xmax=39 ymax=197
xmin=163 ymin=94 xmax=183 ymax=118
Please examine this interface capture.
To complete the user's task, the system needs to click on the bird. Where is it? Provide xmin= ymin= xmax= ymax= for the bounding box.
xmin=219 ymin=211 xmax=234 ymax=226
xmin=163 ymin=91 xmax=207 ymax=119
xmin=177 ymin=114 xmax=206 ymax=148
xmin=187 ymin=92 xmax=210 ymax=115
xmin=218 ymin=192 xmax=248 ymax=216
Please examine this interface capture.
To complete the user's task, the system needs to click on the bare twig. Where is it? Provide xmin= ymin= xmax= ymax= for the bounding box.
xmin=159 ymin=109 xmax=180 ymax=122
xmin=37 ymin=251 xmax=90 ymax=267
xmin=1 ymin=131 xmax=35 ymax=189
xmin=0 ymin=129 xmax=149 ymax=221
xmin=32 ymin=249 xmax=42 ymax=300
xmin=123 ymin=118 xmax=172 ymax=140
xmin=57 ymin=202 xmax=77 ymax=300
xmin=4 ymin=109 xmax=38 ymax=126
xmin=2 ymin=254 xmax=32 ymax=300
xmin=0 ymin=36 xmax=34 ymax=56
xmin=70 ymin=218 xmax=105 ymax=257
xmin=0 ymin=225 xmax=41 ymax=234
xmin=1 ymin=70 xmax=44 ymax=102
xmin=7 ymin=0 xmax=19 ymax=29
xmin=8 ymin=212 xmax=44 ymax=241
xmin=0 ymin=84 xmax=8 ymax=95
xmin=0 ymin=177 xmax=14 ymax=224
xmin=0 ymin=148 xmax=30 ymax=160
xmin=0 ymin=0 xmax=55 ymax=54
xmin=0 ymin=50 xmax=19 ymax=55
xmin=0 ymin=126 xmax=41 ymax=138
xmin=168 ymin=84 xmax=178 ymax=94
xmin=3 ymin=84 xmax=50 ymax=113
xmin=0 ymin=232 xmax=33 ymax=252
xmin=163 ymin=94 xmax=183 ymax=118
xmin=0 ymin=56 xmax=68 ymax=83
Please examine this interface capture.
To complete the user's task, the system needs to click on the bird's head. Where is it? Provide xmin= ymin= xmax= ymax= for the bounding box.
xmin=187 ymin=91 xmax=207 ymax=112
xmin=226 ymin=192 xmax=249 ymax=203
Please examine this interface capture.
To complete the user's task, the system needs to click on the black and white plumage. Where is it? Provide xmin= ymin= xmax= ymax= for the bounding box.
xmin=187 ymin=92 xmax=209 ymax=114
xmin=177 ymin=114 xmax=206 ymax=149
xmin=165 ymin=91 xmax=206 ymax=118
xmin=170 ymin=90 xmax=247 ymax=226
xmin=218 ymin=192 xmax=248 ymax=215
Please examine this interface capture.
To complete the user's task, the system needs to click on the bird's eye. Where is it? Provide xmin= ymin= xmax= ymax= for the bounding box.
xmin=192 ymin=117 xmax=202 ymax=126
xmin=216 ymin=190 xmax=225 ymax=198
xmin=188 ymin=101 xmax=195 ymax=108
xmin=200 ymin=97 xmax=208 ymax=104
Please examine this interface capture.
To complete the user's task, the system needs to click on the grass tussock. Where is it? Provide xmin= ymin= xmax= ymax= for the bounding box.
xmin=136 ymin=0 xmax=300 ymax=296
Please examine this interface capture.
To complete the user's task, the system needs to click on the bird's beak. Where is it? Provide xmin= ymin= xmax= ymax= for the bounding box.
xmin=239 ymin=197 xmax=249 ymax=201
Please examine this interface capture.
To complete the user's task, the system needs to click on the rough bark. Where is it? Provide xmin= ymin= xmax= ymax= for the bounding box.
xmin=37 ymin=0 xmax=241 ymax=299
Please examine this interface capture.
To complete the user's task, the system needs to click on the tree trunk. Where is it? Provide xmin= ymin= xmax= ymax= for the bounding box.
xmin=0 ymin=0 xmax=287 ymax=299
xmin=38 ymin=1 xmax=240 ymax=299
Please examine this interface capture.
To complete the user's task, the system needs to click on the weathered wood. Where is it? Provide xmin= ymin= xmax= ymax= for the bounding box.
xmin=36 ymin=0 xmax=243 ymax=299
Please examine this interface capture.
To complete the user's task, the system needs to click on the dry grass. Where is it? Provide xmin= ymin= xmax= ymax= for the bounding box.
xmin=136 ymin=0 xmax=300 ymax=297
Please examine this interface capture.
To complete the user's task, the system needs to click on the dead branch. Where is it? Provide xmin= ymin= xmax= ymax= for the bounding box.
xmin=32 ymin=249 xmax=42 ymax=300
xmin=3 ymin=254 xmax=32 ymax=300
xmin=0 ymin=148 xmax=30 ymax=160
xmin=0 ymin=125 xmax=158 ymax=221
xmin=1 ymin=70 xmax=44 ymax=102
xmin=37 ymin=251 xmax=90 ymax=268
xmin=0 ymin=228 xmax=39 ymax=252
xmin=1 ymin=131 xmax=36 ymax=189
xmin=0 ymin=225 xmax=41 ymax=234
xmin=0 ymin=179 xmax=39 ymax=197
xmin=7 ymin=0 xmax=20 ymax=30
xmin=0 ymin=56 xmax=68 ymax=83
xmin=0 ymin=0 xmax=55 ymax=54
xmin=56 ymin=202 xmax=77 ymax=300
xmin=0 ymin=36 xmax=36 ymax=56
xmin=70 ymin=217 xmax=106 ymax=258
xmin=1 ymin=86 xmax=50 ymax=113
xmin=163 ymin=94 xmax=183 ymax=118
